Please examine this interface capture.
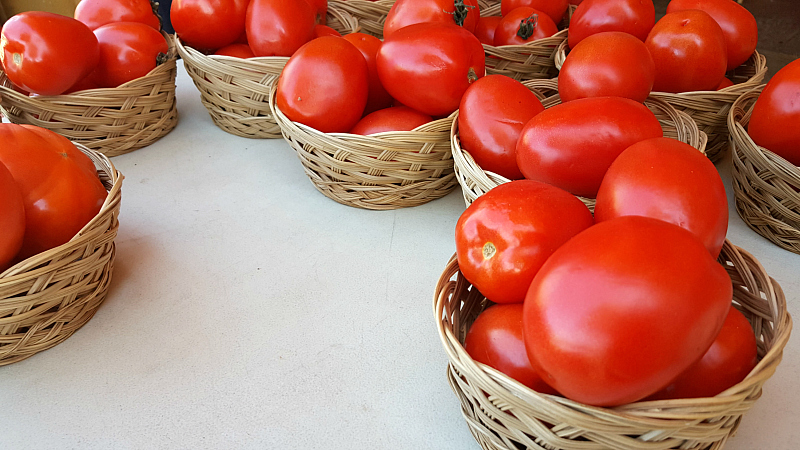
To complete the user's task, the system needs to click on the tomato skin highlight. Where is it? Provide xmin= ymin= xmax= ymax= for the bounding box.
xmin=493 ymin=7 xmax=559 ymax=46
xmin=246 ymin=0 xmax=316 ymax=57
xmin=747 ymin=59 xmax=800 ymax=166
xmin=93 ymin=22 xmax=169 ymax=88
xmin=75 ymin=0 xmax=161 ymax=31
xmin=343 ymin=33 xmax=394 ymax=115
xmin=568 ymin=0 xmax=656 ymax=48
xmin=213 ymin=43 xmax=255 ymax=58
xmin=171 ymin=0 xmax=249 ymax=51
xmin=501 ymin=0 xmax=569 ymax=25
xmin=474 ymin=16 xmax=501 ymax=45
xmin=382 ymin=0 xmax=481 ymax=39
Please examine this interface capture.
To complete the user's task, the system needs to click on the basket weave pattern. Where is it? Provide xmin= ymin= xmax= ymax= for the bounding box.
xmin=729 ymin=87 xmax=800 ymax=254
xmin=434 ymin=240 xmax=792 ymax=450
xmin=328 ymin=0 xmax=394 ymax=38
xmin=0 ymin=146 xmax=123 ymax=365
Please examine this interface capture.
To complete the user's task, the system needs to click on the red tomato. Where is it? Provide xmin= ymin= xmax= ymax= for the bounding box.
xmin=0 ymin=12 xmax=99 ymax=96
xmin=667 ymin=0 xmax=758 ymax=70
xmin=458 ymin=75 xmax=545 ymax=180
xmin=558 ymin=31 xmax=654 ymax=103
xmin=523 ymin=215 xmax=733 ymax=406
xmin=717 ymin=76 xmax=734 ymax=90
xmin=747 ymin=59 xmax=800 ymax=166
xmin=349 ymin=106 xmax=432 ymax=135
xmin=313 ymin=25 xmax=341 ymax=38
xmin=646 ymin=10 xmax=727 ymax=93
xmin=75 ymin=0 xmax=161 ymax=31
xmin=306 ymin=0 xmax=329 ymax=25
xmin=276 ymin=36 xmax=369 ymax=133
xmin=568 ymin=0 xmax=655 ymax=48
xmin=594 ymin=137 xmax=728 ymax=257
xmin=21 ymin=125 xmax=99 ymax=178
xmin=93 ymin=22 xmax=169 ymax=88
xmin=383 ymin=0 xmax=481 ymax=38
xmin=465 ymin=303 xmax=559 ymax=394
xmin=171 ymin=0 xmax=248 ymax=51
xmin=64 ymin=70 xmax=101 ymax=94
xmin=474 ymin=16 xmax=501 ymax=45
xmin=516 ymin=97 xmax=663 ymax=198
xmin=648 ymin=306 xmax=757 ymax=400
xmin=501 ymin=0 xmax=569 ymax=25
xmin=213 ymin=43 xmax=255 ymax=58
xmin=377 ymin=23 xmax=485 ymax=117
xmin=455 ymin=180 xmax=593 ymax=304
xmin=246 ymin=0 xmax=316 ymax=57
xmin=343 ymin=33 xmax=394 ymax=115
xmin=0 ymin=162 xmax=25 ymax=271
xmin=493 ymin=7 xmax=558 ymax=46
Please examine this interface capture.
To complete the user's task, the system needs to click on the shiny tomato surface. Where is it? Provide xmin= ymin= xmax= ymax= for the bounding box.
xmin=343 ymin=33 xmax=394 ymax=115
xmin=474 ymin=16 xmax=501 ymax=45
xmin=568 ymin=0 xmax=655 ymax=48
xmin=383 ymin=0 xmax=481 ymax=38
xmin=75 ymin=0 xmax=161 ymax=30
xmin=493 ymin=7 xmax=558 ymax=46
xmin=0 ymin=162 xmax=25 ymax=271
xmin=349 ymin=106 xmax=432 ymax=135
xmin=748 ymin=59 xmax=800 ymax=166
xmin=213 ymin=43 xmax=255 ymax=58
xmin=246 ymin=0 xmax=316 ymax=57
xmin=501 ymin=0 xmax=569 ymax=24
xmin=93 ymin=22 xmax=169 ymax=88
xmin=171 ymin=0 xmax=249 ymax=51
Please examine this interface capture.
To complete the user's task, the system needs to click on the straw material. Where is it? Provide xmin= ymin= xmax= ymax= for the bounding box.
xmin=434 ymin=240 xmax=792 ymax=450
xmin=0 ymin=145 xmax=123 ymax=366
xmin=452 ymin=78 xmax=707 ymax=207
xmin=177 ymin=4 xmax=359 ymax=139
xmin=0 ymin=33 xmax=178 ymax=157
xmin=729 ymin=87 xmax=800 ymax=254
xmin=269 ymin=84 xmax=457 ymax=210
xmin=555 ymin=42 xmax=767 ymax=163
xmin=328 ymin=0 xmax=394 ymax=38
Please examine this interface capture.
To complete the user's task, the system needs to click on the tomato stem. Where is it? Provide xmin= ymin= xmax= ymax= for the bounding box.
xmin=445 ymin=0 xmax=475 ymax=27
xmin=517 ymin=14 xmax=538 ymax=41
xmin=156 ymin=52 xmax=169 ymax=66
xmin=150 ymin=0 xmax=164 ymax=31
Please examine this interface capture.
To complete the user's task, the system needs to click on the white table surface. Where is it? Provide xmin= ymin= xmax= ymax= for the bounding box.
xmin=1 ymin=64 xmax=798 ymax=450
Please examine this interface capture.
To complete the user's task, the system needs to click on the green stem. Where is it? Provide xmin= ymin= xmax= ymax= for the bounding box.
xmin=517 ymin=14 xmax=538 ymax=41
xmin=445 ymin=0 xmax=475 ymax=27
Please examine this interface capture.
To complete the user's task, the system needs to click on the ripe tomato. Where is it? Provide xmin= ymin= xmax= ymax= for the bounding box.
xmin=465 ymin=303 xmax=558 ymax=394
xmin=313 ymin=25 xmax=341 ymax=38
xmin=93 ymin=22 xmax=169 ymax=88
xmin=246 ymin=0 xmax=316 ymax=57
xmin=523 ymin=215 xmax=733 ymax=406
xmin=213 ymin=43 xmax=255 ymax=58
xmin=343 ymin=33 xmax=394 ymax=115
xmin=377 ymin=23 xmax=485 ymax=117
xmin=474 ymin=15 xmax=501 ymax=45
xmin=501 ymin=0 xmax=569 ymax=25
xmin=383 ymin=0 xmax=481 ymax=38
xmin=21 ymin=125 xmax=98 ymax=178
xmin=646 ymin=10 xmax=727 ymax=93
xmin=171 ymin=0 xmax=248 ymax=51
xmin=558 ymin=31 xmax=655 ymax=103
xmin=747 ymin=59 xmax=800 ymax=166
xmin=493 ymin=7 xmax=558 ymax=46
xmin=717 ymin=76 xmax=734 ymax=90
xmin=306 ymin=0 xmax=329 ymax=25
xmin=0 ymin=162 xmax=25 ymax=271
xmin=75 ymin=0 xmax=161 ymax=31
xmin=667 ymin=0 xmax=758 ymax=70
xmin=648 ymin=306 xmax=757 ymax=400
xmin=568 ymin=0 xmax=655 ymax=48
xmin=349 ymin=106 xmax=432 ymax=135
xmin=0 ymin=11 xmax=99 ymax=96
xmin=516 ymin=97 xmax=663 ymax=198
xmin=594 ymin=137 xmax=728 ymax=257
xmin=455 ymin=180 xmax=593 ymax=304
xmin=276 ymin=36 xmax=369 ymax=133
xmin=458 ymin=75 xmax=545 ymax=180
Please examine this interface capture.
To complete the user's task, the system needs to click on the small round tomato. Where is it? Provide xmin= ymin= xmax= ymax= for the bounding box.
xmin=568 ymin=0 xmax=655 ymax=48
xmin=474 ymin=16 xmax=501 ymax=45
xmin=558 ymin=31 xmax=654 ymax=103
xmin=524 ymin=215 xmax=733 ymax=406
xmin=93 ymin=22 xmax=169 ymax=88
xmin=171 ymin=0 xmax=249 ymax=51
xmin=501 ymin=0 xmax=569 ymax=25
xmin=465 ymin=303 xmax=559 ymax=394
xmin=343 ymin=33 xmax=394 ymax=115
xmin=246 ymin=0 xmax=316 ymax=57
xmin=383 ymin=0 xmax=481 ymax=38
xmin=313 ymin=24 xmax=341 ymax=38
xmin=717 ymin=77 xmax=734 ymax=90
xmin=75 ymin=0 xmax=161 ymax=31
xmin=747 ymin=58 xmax=800 ymax=166
xmin=349 ymin=106 xmax=432 ymax=135
xmin=0 ymin=162 xmax=25 ymax=271
xmin=458 ymin=75 xmax=545 ymax=180
xmin=213 ymin=43 xmax=255 ymax=58
xmin=455 ymin=180 xmax=593 ymax=304
xmin=493 ymin=7 xmax=558 ymax=46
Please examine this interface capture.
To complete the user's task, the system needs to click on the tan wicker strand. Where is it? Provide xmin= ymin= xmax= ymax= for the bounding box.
xmin=434 ymin=240 xmax=792 ymax=450
xmin=0 ymin=33 xmax=178 ymax=157
xmin=452 ymin=78 xmax=707 ymax=208
xmin=328 ymin=0 xmax=394 ymax=38
xmin=177 ymin=4 xmax=359 ymax=139
xmin=729 ymin=87 xmax=800 ymax=254
xmin=0 ymin=145 xmax=123 ymax=365
xmin=484 ymin=28 xmax=568 ymax=82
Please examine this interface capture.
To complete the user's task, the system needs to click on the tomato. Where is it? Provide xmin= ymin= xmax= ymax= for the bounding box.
xmin=747 ymin=59 xmax=800 ymax=166
xmin=171 ymin=0 xmax=248 ymax=51
xmin=501 ymin=0 xmax=569 ymax=25
xmin=458 ymin=75 xmax=544 ymax=180
xmin=0 ymin=12 xmax=99 ymax=96
xmin=306 ymin=0 xmax=329 ymax=25
xmin=594 ymin=137 xmax=728 ymax=256
xmin=383 ymin=0 xmax=481 ymax=39
xmin=493 ymin=7 xmax=558 ymax=46
xmin=474 ymin=16 xmax=501 ymax=45
xmin=349 ymin=106 xmax=432 ymax=135
xmin=313 ymin=25 xmax=341 ymax=38
xmin=667 ymin=0 xmax=758 ymax=70
xmin=645 ymin=10 xmax=727 ymax=93
xmin=276 ymin=36 xmax=369 ymax=133
xmin=246 ymin=0 xmax=316 ymax=57
xmin=524 ymin=215 xmax=733 ymax=406
xmin=648 ymin=306 xmax=757 ymax=400
xmin=343 ymin=33 xmax=394 ymax=115
xmin=64 ymin=70 xmax=101 ymax=94
xmin=21 ymin=125 xmax=98 ymax=178
xmin=213 ymin=43 xmax=255 ymax=58
xmin=717 ymin=76 xmax=734 ymax=90
xmin=0 ymin=162 xmax=25 ymax=271
xmin=465 ymin=303 xmax=558 ymax=394
xmin=558 ymin=31 xmax=654 ymax=103
xmin=568 ymin=0 xmax=655 ymax=48
xmin=75 ymin=0 xmax=161 ymax=31
xmin=93 ymin=22 xmax=169 ymax=88
xmin=455 ymin=180 xmax=593 ymax=304
xmin=377 ymin=23 xmax=485 ymax=117
xmin=516 ymin=97 xmax=663 ymax=198
xmin=0 ymin=124 xmax=107 ymax=260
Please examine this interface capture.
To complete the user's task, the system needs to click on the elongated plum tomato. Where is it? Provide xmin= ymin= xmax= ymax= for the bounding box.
xmin=171 ymin=0 xmax=249 ymax=51
xmin=501 ymin=0 xmax=569 ymax=25
xmin=75 ymin=0 xmax=161 ymax=31
xmin=382 ymin=0 xmax=481 ymax=39
xmin=93 ymin=22 xmax=169 ymax=88
xmin=455 ymin=180 xmax=594 ymax=304
xmin=343 ymin=33 xmax=394 ymax=115
xmin=493 ymin=7 xmax=558 ymax=46
xmin=349 ymin=107 xmax=432 ymax=135
xmin=568 ymin=0 xmax=655 ymax=48
xmin=523 ymin=215 xmax=733 ymax=406
xmin=0 ymin=162 xmax=25 ymax=271
xmin=516 ymin=96 xmax=663 ymax=199
xmin=276 ymin=36 xmax=369 ymax=133
xmin=747 ymin=58 xmax=800 ymax=166
xmin=465 ymin=304 xmax=558 ymax=394
xmin=458 ymin=75 xmax=544 ymax=180
xmin=246 ymin=0 xmax=316 ymax=57
xmin=594 ymin=137 xmax=728 ymax=257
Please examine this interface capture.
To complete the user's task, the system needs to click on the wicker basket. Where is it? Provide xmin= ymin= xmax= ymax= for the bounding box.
xmin=0 ymin=33 xmax=178 ymax=157
xmin=729 ymin=87 xmax=800 ymax=254
xmin=452 ymin=78 xmax=707 ymax=207
xmin=434 ymin=240 xmax=792 ymax=450
xmin=177 ymin=4 xmax=359 ymax=139
xmin=0 ymin=144 xmax=123 ymax=366
xmin=269 ymin=84 xmax=458 ymax=210
xmin=328 ymin=0 xmax=394 ymax=38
